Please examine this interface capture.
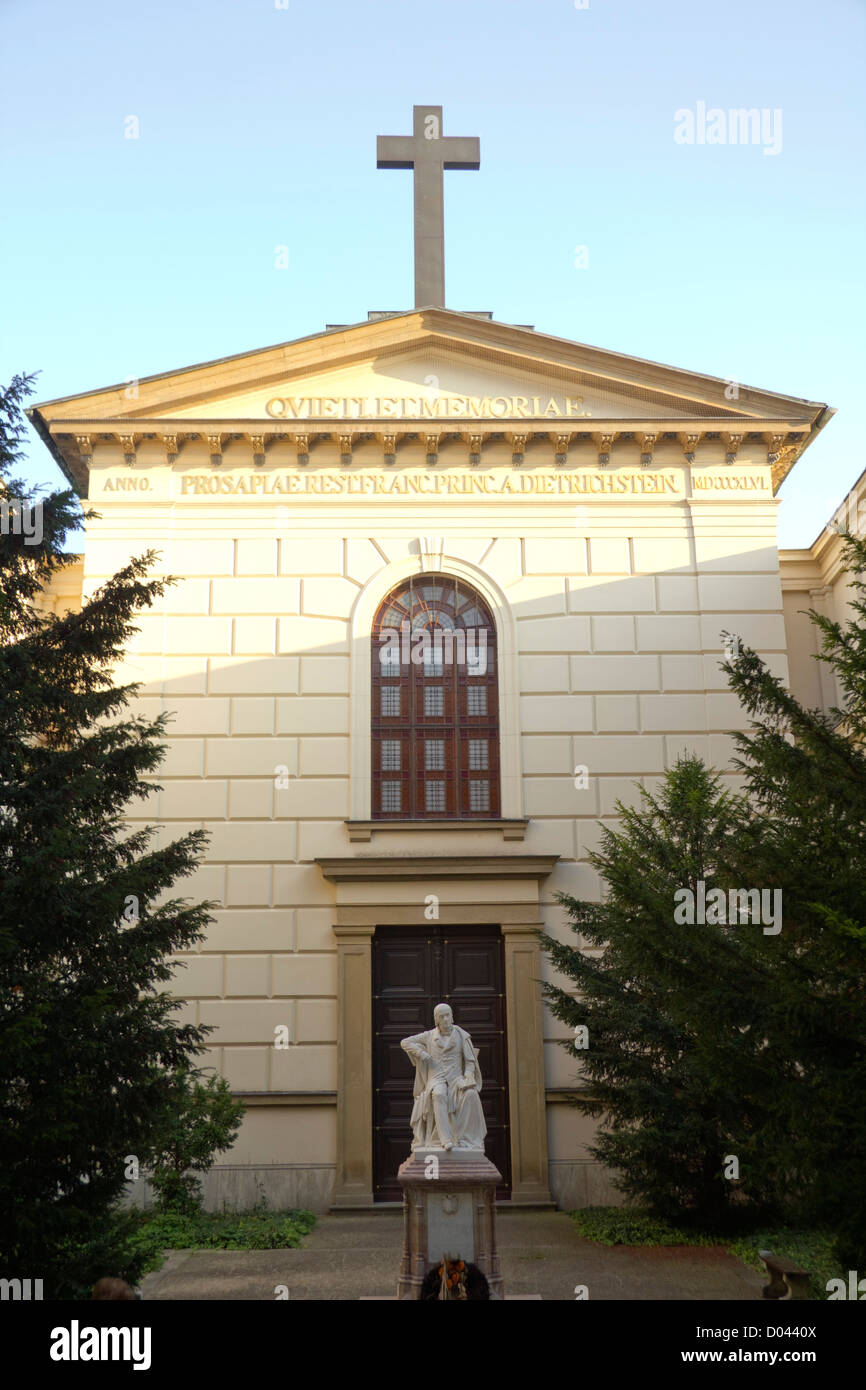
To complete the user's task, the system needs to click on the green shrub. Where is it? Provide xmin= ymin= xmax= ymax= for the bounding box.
xmin=148 ymin=1067 xmax=245 ymax=1216
xmin=571 ymin=1206 xmax=845 ymax=1299
xmin=570 ymin=1206 xmax=717 ymax=1248
xmin=127 ymin=1205 xmax=316 ymax=1273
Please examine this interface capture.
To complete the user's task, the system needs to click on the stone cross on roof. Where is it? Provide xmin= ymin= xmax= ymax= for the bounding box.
xmin=377 ymin=105 xmax=480 ymax=309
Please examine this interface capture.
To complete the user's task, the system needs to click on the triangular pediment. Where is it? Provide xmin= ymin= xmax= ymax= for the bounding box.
xmin=165 ymin=344 xmax=718 ymax=423
xmin=30 ymin=308 xmax=831 ymax=491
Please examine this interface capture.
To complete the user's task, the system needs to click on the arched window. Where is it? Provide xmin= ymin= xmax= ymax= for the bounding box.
xmin=371 ymin=575 xmax=500 ymax=819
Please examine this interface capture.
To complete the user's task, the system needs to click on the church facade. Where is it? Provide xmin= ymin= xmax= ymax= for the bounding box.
xmin=30 ymin=303 xmax=847 ymax=1212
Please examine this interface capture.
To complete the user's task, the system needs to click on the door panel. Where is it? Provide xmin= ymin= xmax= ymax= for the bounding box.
xmin=372 ymin=924 xmax=511 ymax=1201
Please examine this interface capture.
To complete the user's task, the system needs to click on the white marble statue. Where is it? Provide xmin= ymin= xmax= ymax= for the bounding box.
xmin=401 ymin=1003 xmax=487 ymax=1152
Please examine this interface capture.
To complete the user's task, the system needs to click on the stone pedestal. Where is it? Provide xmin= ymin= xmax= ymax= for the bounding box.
xmin=396 ymin=1149 xmax=504 ymax=1299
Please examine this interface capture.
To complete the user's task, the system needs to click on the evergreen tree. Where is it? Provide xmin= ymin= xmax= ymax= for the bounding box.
xmin=721 ymin=531 xmax=866 ymax=1266
xmin=0 ymin=373 xmax=218 ymax=1296
xmin=542 ymin=532 xmax=866 ymax=1262
xmin=540 ymin=756 xmax=780 ymax=1228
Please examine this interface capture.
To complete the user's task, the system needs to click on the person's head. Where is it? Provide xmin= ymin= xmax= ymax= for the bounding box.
xmin=92 ymin=1277 xmax=137 ymax=1301
xmin=433 ymin=1003 xmax=453 ymax=1034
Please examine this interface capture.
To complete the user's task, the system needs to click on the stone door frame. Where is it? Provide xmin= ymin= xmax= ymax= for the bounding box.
xmin=316 ymin=854 xmax=557 ymax=1207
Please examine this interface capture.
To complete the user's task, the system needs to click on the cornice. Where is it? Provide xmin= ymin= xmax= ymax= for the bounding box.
xmin=345 ymin=818 xmax=528 ymax=842
xmin=779 ymin=549 xmax=824 ymax=590
xmin=35 ymin=420 xmax=817 ymax=496
xmin=315 ymin=854 xmax=560 ymax=882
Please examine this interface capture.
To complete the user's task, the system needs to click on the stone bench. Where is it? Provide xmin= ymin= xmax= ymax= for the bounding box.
xmin=758 ymin=1249 xmax=810 ymax=1300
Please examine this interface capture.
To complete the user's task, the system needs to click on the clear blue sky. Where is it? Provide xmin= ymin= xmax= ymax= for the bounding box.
xmin=2 ymin=0 xmax=863 ymax=547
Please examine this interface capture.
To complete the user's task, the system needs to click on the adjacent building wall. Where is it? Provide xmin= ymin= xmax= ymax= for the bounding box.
xmin=779 ymin=463 xmax=866 ymax=714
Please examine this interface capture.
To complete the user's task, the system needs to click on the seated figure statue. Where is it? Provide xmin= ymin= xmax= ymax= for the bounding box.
xmin=401 ymin=1003 xmax=487 ymax=1152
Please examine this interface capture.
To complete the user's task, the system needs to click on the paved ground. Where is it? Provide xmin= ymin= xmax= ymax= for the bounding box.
xmin=140 ymin=1209 xmax=765 ymax=1301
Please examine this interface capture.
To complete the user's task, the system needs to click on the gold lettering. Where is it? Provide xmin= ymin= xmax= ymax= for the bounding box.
xmin=168 ymin=466 xmax=696 ymax=501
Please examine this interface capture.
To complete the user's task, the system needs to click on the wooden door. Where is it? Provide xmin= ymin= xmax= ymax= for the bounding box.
xmin=372 ymin=924 xmax=510 ymax=1201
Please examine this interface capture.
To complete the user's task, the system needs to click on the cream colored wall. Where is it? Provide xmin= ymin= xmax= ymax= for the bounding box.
xmin=781 ymin=585 xmax=825 ymax=710
xmin=75 ymin=437 xmax=790 ymax=1210
xmin=779 ymin=464 xmax=866 ymax=713
xmin=32 ymin=554 xmax=84 ymax=617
